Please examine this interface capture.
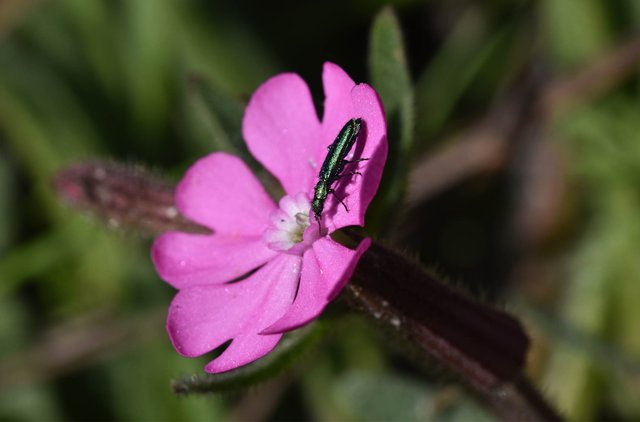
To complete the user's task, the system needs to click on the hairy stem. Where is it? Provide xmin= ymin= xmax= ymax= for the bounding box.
xmin=345 ymin=233 xmax=560 ymax=421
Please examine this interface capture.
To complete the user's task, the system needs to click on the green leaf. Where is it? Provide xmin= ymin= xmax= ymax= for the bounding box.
xmin=0 ymin=221 xmax=89 ymax=298
xmin=181 ymin=74 xmax=246 ymax=158
xmin=179 ymin=73 xmax=282 ymax=197
xmin=548 ymin=99 xmax=640 ymax=418
xmin=368 ymin=6 xmax=414 ymax=230
xmin=176 ymin=9 xmax=278 ymax=95
xmin=121 ymin=0 xmax=174 ymax=134
xmin=542 ymin=0 xmax=610 ymax=68
xmin=414 ymin=11 xmax=509 ymax=141
xmin=0 ymin=155 xmax=15 ymax=254
xmin=336 ymin=371 xmax=492 ymax=422
xmin=0 ymin=386 xmax=61 ymax=422
xmin=58 ymin=0 xmax=120 ymax=96
xmin=369 ymin=7 xmax=413 ymax=141
xmin=111 ymin=337 xmax=227 ymax=422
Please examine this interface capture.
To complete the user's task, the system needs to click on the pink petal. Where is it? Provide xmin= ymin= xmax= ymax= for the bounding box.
xmin=263 ymin=236 xmax=371 ymax=333
xmin=166 ymin=253 xmax=301 ymax=359
xmin=205 ymin=333 xmax=281 ymax=373
xmin=320 ymin=62 xmax=357 ymax=150
xmin=321 ymin=83 xmax=388 ymax=231
xmin=175 ymin=153 xmax=277 ymax=234
xmin=152 ymin=232 xmax=277 ymax=289
xmin=243 ymin=73 xmax=322 ymax=195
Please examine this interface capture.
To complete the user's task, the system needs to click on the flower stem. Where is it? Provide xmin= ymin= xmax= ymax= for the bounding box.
xmin=345 ymin=232 xmax=561 ymax=421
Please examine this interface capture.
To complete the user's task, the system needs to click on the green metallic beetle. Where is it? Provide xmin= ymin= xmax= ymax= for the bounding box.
xmin=311 ymin=118 xmax=367 ymax=229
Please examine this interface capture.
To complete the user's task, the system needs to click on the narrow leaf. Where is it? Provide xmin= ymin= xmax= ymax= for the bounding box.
xmin=414 ymin=14 xmax=510 ymax=140
xmin=368 ymin=6 xmax=414 ymax=228
xmin=181 ymin=73 xmax=246 ymax=158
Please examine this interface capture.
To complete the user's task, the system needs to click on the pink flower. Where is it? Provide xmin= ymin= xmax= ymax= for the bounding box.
xmin=151 ymin=62 xmax=387 ymax=373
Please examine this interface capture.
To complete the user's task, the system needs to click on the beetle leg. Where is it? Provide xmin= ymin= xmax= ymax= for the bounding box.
xmin=337 ymin=170 xmax=362 ymax=179
xmin=344 ymin=157 xmax=369 ymax=164
xmin=328 ymin=189 xmax=349 ymax=212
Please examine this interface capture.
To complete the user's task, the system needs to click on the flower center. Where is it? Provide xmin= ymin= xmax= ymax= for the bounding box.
xmin=264 ymin=193 xmax=313 ymax=253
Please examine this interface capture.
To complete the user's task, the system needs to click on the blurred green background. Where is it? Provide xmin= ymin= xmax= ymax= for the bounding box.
xmin=2 ymin=0 xmax=640 ymax=420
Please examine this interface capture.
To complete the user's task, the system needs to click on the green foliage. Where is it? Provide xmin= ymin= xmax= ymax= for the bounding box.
xmin=368 ymin=6 xmax=414 ymax=230
xmin=542 ymin=99 xmax=640 ymax=419
xmin=0 ymin=155 xmax=15 ymax=253
xmin=180 ymin=75 xmax=246 ymax=158
xmin=369 ymin=7 xmax=413 ymax=153
xmin=413 ymin=10 xmax=513 ymax=141
xmin=335 ymin=372 xmax=491 ymax=421
xmin=541 ymin=0 xmax=609 ymax=68
xmin=111 ymin=337 xmax=228 ymax=421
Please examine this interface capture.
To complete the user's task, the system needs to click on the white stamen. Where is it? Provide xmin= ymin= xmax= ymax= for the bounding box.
xmin=264 ymin=193 xmax=312 ymax=253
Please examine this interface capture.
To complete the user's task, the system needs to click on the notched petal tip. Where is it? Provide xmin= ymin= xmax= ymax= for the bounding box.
xmin=243 ymin=72 xmax=322 ymax=195
xmin=322 ymin=61 xmax=355 ymax=87
xmin=261 ymin=236 xmax=372 ymax=334
xmin=165 ymin=254 xmax=301 ymax=369
xmin=174 ymin=152 xmax=276 ymax=235
xmin=203 ymin=333 xmax=282 ymax=374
